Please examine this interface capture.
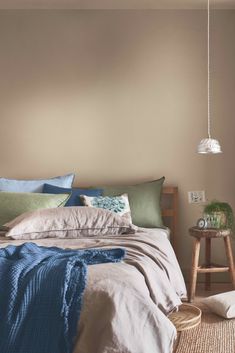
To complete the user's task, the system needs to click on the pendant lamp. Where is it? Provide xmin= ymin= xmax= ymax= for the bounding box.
xmin=197 ymin=0 xmax=222 ymax=154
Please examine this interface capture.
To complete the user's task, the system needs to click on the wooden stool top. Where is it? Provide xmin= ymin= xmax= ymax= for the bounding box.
xmin=189 ymin=226 xmax=231 ymax=239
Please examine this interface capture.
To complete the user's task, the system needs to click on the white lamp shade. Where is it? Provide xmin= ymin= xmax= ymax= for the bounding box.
xmin=197 ymin=138 xmax=222 ymax=154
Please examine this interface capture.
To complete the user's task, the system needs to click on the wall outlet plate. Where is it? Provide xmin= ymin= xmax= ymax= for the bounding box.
xmin=188 ymin=190 xmax=206 ymax=204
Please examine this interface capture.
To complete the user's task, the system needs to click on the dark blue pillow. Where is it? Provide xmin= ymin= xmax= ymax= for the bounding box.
xmin=42 ymin=184 xmax=103 ymax=207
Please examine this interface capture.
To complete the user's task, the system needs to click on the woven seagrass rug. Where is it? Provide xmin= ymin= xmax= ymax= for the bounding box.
xmin=174 ymin=304 xmax=235 ymax=353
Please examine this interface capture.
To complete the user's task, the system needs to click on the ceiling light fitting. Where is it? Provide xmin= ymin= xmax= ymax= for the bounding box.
xmin=197 ymin=0 xmax=222 ymax=154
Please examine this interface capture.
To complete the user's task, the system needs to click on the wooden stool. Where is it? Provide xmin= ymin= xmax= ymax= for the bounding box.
xmin=188 ymin=227 xmax=235 ymax=302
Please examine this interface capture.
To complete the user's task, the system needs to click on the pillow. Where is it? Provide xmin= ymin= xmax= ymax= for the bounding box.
xmin=5 ymin=206 xmax=137 ymax=240
xmin=0 ymin=192 xmax=70 ymax=226
xmin=203 ymin=291 xmax=235 ymax=319
xmin=42 ymin=184 xmax=103 ymax=207
xmin=101 ymin=177 xmax=165 ymax=228
xmin=80 ymin=194 xmax=132 ymax=223
xmin=0 ymin=173 xmax=75 ymax=193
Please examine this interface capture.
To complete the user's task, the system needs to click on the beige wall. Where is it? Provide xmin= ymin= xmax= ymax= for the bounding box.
xmin=205 ymin=11 xmax=235 ymax=274
xmin=0 ymin=10 xmax=234 ymax=278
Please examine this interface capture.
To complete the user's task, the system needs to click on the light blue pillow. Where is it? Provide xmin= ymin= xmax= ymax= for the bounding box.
xmin=0 ymin=174 xmax=75 ymax=193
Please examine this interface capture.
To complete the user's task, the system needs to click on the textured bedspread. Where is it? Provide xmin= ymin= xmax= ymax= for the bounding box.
xmin=0 ymin=228 xmax=187 ymax=353
xmin=0 ymin=243 xmax=125 ymax=353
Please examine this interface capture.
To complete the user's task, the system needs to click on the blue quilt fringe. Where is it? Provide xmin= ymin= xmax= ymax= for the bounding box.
xmin=0 ymin=242 xmax=125 ymax=353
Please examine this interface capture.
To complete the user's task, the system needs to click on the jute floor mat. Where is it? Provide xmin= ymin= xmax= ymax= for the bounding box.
xmin=175 ymin=307 xmax=235 ymax=353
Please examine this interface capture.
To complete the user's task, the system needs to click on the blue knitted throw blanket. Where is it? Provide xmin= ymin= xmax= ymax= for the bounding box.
xmin=0 ymin=242 xmax=125 ymax=353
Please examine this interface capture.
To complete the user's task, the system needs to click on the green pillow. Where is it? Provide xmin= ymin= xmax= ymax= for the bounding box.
xmin=102 ymin=177 xmax=165 ymax=228
xmin=0 ymin=192 xmax=70 ymax=227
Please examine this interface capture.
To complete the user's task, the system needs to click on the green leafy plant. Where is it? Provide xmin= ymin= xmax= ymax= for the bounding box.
xmin=204 ymin=200 xmax=234 ymax=230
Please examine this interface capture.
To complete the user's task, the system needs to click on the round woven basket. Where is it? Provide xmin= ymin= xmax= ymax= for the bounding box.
xmin=168 ymin=303 xmax=201 ymax=331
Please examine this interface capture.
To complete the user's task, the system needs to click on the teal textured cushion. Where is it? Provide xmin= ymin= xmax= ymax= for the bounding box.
xmin=80 ymin=194 xmax=132 ymax=223
xmin=0 ymin=192 xmax=70 ymax=226
xmin=102 ymin=177 xmax=165 ymax=228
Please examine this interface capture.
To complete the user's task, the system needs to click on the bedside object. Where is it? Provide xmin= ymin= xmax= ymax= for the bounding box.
xmin=197 ymin=218 xmax=208 ymax=229
xmin=188 ymin=227 xmax=235 ymax=302
xmin=203 ymin=201 xmax=234 ymax=230
xmin=168 ymin=303 xmax=201 ymax=331
xmin=203 ymin=291 xmax=235 ymax=319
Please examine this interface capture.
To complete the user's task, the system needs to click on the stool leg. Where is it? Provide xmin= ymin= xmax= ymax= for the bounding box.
xmin=224 ymin=236 xmax=235 ymax=288
xmin=188 ymin=237 xmax=200 ymax=302
xmin=205 ymin=238 xmax=211 ymax=291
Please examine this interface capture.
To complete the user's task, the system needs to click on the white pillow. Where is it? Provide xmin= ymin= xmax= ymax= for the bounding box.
xmin=203 ymin=291 xmax=235 ymax=318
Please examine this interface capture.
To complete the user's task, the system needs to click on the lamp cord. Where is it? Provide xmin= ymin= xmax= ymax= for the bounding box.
xmin=208 ymin=0 xmax=211 ymax=139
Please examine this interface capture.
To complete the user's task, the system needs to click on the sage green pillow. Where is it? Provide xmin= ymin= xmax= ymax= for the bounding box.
xmin=102 ymin=177 xmax=165 ymax=228
xmin=0 ymin=192 xmax=70 ymax=227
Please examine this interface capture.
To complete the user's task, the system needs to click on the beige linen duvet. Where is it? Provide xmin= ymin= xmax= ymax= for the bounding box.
xmin=0 ymin=228 xmax=186 ymax=353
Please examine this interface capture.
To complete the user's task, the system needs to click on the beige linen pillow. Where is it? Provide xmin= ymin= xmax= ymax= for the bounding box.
xmin=5 ymin=206 xmax=137 ymax=240
xmin=203 ymin=291 xmax=235 ymax=318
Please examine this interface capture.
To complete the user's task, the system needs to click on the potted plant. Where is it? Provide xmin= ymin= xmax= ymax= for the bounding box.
xmin=203 ymin=201 xmax=234 ymax=230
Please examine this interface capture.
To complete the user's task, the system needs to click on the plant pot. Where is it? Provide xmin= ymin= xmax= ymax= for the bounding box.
xmin=204 ymin=211 xmax=227 ymax=229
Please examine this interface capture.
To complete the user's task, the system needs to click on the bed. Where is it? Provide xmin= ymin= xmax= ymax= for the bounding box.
xmin=0 ymin=187 xmax=186 ymax=353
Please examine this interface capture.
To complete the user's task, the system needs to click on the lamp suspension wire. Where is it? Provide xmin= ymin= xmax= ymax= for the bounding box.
xmin=207 ymin=0 xmax=211 ymax=138
xmin=197 ymin=0 xmax=222 ymax=153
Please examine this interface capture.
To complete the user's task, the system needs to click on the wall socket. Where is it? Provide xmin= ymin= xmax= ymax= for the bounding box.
xmin=188 ymin=190 xmax=206 ymax=204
